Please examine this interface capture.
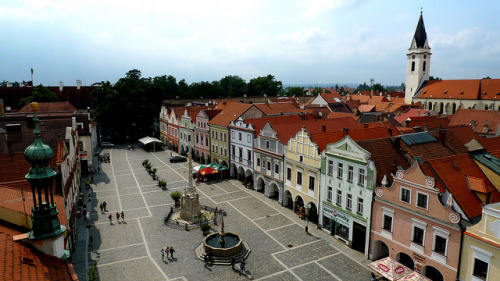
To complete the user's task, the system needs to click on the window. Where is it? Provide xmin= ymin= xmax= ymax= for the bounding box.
xmin=473 ymin=259 xmax=488 ymax=280
xmin=257 ymin=158 xmax=261 ymax=167
xmin=358 ymin=168 xmax=365 ymax=185
xmin=357 ymin=198 xmax=364 ymax=215
xmin=417 ymin=192 xmax=428 ymax=209
xmin=299 ymin=155 xmax=303 ymax=163
xmin=434 ymin=236 xmax=447 ymax=254
xmin=471 ymin=246 xmax=492 ymax=281
xmin=413 ymin=227 xmax=425 ymax=245
xmin=267 ymin=161 xmax=271 ymax=171
xmin=336 ymin=190 xmax=342 ymax=206
xmin=232 ymin=131 xmax=235 ymax=139
xmin=383 ymin=215 xmax=393 ymax=231
xmin=239 ymin=147 xmax=243 ymax=159
xmin=327 ymin=186 xmax=333 ymax=202
xmin=308 ymin=175 xmax=315 ymax=191
xmin=247 ymin=135 xmax=251 ymax=143
xmin=297 ymin=171 xmax=302 ymax=185
xmin=423 ymin=61 xmax=427 ymax=72
xmin=232 ymin=145 xmax=235 ymax=156
xmin=266 ymin=141 xmax=270 ymax=149
xmin=401 ymin=187 xmax=411 ymax=203
xmin=287 ymin=167 xmax=292 ymax=181
xmin=275 ymin=164 xmax=279 ymax=174
xmin=346 ymin=194 xmax=352 ymax=210
xmin=247 ymin=150 xmax=251 ymax=162
xmin=338 ymin=163 xmax=344 ymax=178
xmin=432 ymin=226 xmax=450 ymax=261
xmin=347 ymin=166 xmax=354 ymax=182
xmin=411 ymin=61 xmax=415 ymax=71
xmin=239 ymin=132 xmax=242 ymax=141
xmin=328 ymin=160 xmax=334 ymax=175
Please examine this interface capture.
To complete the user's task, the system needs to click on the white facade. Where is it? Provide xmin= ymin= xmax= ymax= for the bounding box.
xmin=229 ymin=117 xmax=254 ymax=181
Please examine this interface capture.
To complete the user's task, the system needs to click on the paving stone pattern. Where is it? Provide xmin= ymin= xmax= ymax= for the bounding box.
xmin=74 ymin=146 xmax=373 ymax=281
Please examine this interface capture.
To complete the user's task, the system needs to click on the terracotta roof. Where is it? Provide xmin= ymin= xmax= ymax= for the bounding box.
xmin=357 ymin=137 xmax=411 ymax=186
xmin=208 ymin=103 xmax=254 ymax=127
xmin=311 ymin=126 xmax=398 ymax=152
xmin=350 ymin=95 xmax=371 ymax=103
xmin=319 ymin=92 xmax=343 ymax=104
xmin=400 ymin=131 xmax=465 ymax=162
xmin=203 ymin=109 xmax=222 ymax=119
xmin=358 ymin=105 xmax=376 ymax=113
xmin=0 ymin=220 xmax=73 ymax=281
xmin=269 ymin=98 xmax=300 ymax=107
xmin=467 ymin=176 xmax=494 ymax=193
xmin=449 ymin=109 xmax=500 ymax=135
xmin=389 ymin=96 xmax=406 ymax=103
xmin=303 ymin=107 xmax=332 ymax=116
xmin=0 ymin=152 xmax=57 ymax=185
xmin=480 ymin=79 xmax=500 ymax=100
xmin=17 ymin=102 xmax=77 ymax=113
xmin=444 ymin=125 xmax=483 ymax=146
xmin=404 ymin=116 xmax=450 ymax=130
xmin=327 ymin=112 xmax=357 ymax=119
xmin=395 ymin=108 xmax=435 ymax=124
xmin=418 ymin=79 xmax=481 ymax=100
xmin=423 ymin=154 xmax=500 ymax=220
xmin=254 ymin=103 xmax=301 ymax=115
xmin=478 ymin=136 xmax=500 ymax=151
xmin=0 ymin=184 xmax=68 ymax=227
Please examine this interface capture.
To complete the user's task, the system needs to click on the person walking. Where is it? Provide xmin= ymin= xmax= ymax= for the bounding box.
xmin=103 ymin=201 xmax=107 ymax=211
xmin=99 ymin=203 xmax=103 ymax=213
xmin=231 ymin=256 xmax=236 ymax=270
xmin=121 ymin=211 xmax=124 ymax=222
xmin=169 ymin=246 xmax=175 ymax=259
xmin=239 ymin=259 xmax=246 ymax=275
xmin=204 ymin=255 xmax=209 ymax=268
xmin=108 ymin=213 xmax=112 ymax=224
xmin=165 ymin=247 xmax=170 ymax=259
xmin=161 ymin=249 xmax=165 ymax=260
xmin=116 ymin=212 xmax=120 ymax=222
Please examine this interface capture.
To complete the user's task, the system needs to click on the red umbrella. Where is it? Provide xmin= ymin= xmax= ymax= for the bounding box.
xmin=199 ymin=166 xmax=218 ymax=176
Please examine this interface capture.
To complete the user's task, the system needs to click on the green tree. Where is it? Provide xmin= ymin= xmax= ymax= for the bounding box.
xmin=86 ymin=260 xmax=99 ymax=281
xmin=429 ymin=76 xmax=442 ymax=81
xmin=284 ymin=86 xmax=305 ymax=96
xmin=247 ymin=75 xmax=282 ymax=96
xmin=18 ymin=84 xmax=58 ymax=106
xmin=220 ymin=75 xmax=247 ymax=97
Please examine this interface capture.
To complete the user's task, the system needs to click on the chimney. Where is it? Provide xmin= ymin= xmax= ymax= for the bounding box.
xmin=483 ymin=120 xmax=489 ymax=133
xmin=76 ymin=80 xmax=82 ymax=90
xmin=343 ymin=128 xmax=349 ymax=136
xmin=72 ymin=117 xmax=77 ymax=131
xmin=388 ymin=127 xmax=393 ymax=137
xmin=0 ymin=99 xmax=4 ymax=117
xmin=413 ymin=126 xmax=421 ymax=132
xmin=391 ymin=159 xmax=398 ymax=175
xmin=59 ymin=81 xmax=64 ymax=91
xmin=392 ymin=137 xmax=401 ymax=150
xmin=471 ymin=120 xmax=477 ymax=132
xmin=438 ymin=128 xmax=446 ymax=144
xmin=424 ymin=124 xmax=429 ymax=132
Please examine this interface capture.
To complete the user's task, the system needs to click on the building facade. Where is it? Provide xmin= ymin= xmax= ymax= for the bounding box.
xmin=229 ymin=117 xmax=254 ymax=183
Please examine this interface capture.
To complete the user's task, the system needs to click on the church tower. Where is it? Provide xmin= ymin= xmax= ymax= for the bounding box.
xmin=405 ymin=12 xmax=431 ymax=104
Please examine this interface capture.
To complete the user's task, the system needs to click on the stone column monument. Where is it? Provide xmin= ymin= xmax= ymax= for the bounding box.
xmin=180 ymin=151 xmax=202 ymax=222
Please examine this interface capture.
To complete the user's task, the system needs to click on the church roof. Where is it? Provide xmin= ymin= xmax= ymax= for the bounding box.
xmin=413 ymin=13 xmax=428 ymax=48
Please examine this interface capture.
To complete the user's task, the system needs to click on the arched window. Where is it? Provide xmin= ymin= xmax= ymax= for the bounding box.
xmin=452 ymin=103 xmax=457 ymax=114
xmin=411 ymin=61 xmax=415 ymax=71
xmin=423 ymin=61 xmax=426 ymax=72
xmin=428 ymin=102 xmax=432 ymax=110
xmin=485 ymin=105 xmax=489 ymax=110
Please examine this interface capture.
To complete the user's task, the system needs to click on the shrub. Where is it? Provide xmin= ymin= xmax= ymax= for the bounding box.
xmin=170 ymin=191 xmax=182 ymax=201
xmin=200 ymin=224 xmax=210 ymax=231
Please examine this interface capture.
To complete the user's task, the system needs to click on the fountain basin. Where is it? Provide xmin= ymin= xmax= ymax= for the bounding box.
xmin=203 ymin=232 xmax=243 ymax=257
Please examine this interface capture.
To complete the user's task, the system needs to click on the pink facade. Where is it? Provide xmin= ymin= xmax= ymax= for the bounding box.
xmin=369 ymin=162 xmax=462 ymax=281
xmin=194 ymin=110 xmax=211 ymax=163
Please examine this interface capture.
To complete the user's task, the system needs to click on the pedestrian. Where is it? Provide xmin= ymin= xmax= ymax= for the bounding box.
xmin=85 ymin=211 xmax=90 ymax=222
xmin=161 ymin=249 xmax=164 ymax=260
xmin=116 ymin=212 xmax=120 ymax=222
xmin=108 ymin=213 xmax=112 ymax=224
xmin=165 ymin=247 xmax=170 ymax=259
xmin=121 ymin=211 xmax=124 ymax=222
xmin=204 ymin=255 xmax=209 ymax=268
xmin=103 ymin=201 xmax=107 ymax=211
xmin=231 ymin=256 xmax=236 ymax=269
xmin=170 ymin=246 xmax=175 ymax=259
xmin=99 ymin=203 xmax=103 ymax=213
xmin=83 ymin=208 xmax=87 ymax=218
xmin=239 ymin=259 xmax=246 ymax=275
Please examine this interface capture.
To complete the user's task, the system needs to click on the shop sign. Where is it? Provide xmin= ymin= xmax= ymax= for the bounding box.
xmin=323 ymin=206 xmax=350 ymax=225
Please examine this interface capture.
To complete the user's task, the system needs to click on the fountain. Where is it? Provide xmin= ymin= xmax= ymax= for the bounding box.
xmin=202 ymin=213 xmax=245 ymax=257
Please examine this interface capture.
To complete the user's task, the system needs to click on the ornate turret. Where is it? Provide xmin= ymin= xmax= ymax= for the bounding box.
xmin=24 ymin=102 xmax=66 ymax=258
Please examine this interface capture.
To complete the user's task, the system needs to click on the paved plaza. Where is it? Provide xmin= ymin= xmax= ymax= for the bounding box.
xmin=72 ymin=145 xmax=373 ymax=281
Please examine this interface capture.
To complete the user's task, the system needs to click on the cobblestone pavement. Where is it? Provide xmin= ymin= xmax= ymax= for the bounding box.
xmin=73 ymin=145 xmax=373 ymax=281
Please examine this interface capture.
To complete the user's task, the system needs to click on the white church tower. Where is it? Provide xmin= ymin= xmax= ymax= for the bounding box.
xmin=405 ymin=12 xmax=431 ymax=104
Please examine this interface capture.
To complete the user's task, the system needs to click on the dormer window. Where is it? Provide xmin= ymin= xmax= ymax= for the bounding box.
xmin=460 ymin=91 xmax=464 ymax=95
xmin=443 ymin=91 xmax=447 ymax=95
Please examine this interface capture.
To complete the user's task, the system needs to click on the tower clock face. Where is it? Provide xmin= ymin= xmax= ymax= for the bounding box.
xmin=412 ymin=55 xmax=416 ymax=59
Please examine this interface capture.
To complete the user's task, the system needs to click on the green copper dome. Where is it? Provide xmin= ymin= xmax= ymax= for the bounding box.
xmin=24 ymin=103 xmax=57 ymax=180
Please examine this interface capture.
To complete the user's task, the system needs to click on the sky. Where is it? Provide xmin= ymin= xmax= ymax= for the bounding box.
xmin=2 ymin=0 xmax=500 ymax=87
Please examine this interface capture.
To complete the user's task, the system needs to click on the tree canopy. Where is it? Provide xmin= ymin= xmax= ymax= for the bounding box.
xmin=18 ymin=84 xmax=58 ymax=106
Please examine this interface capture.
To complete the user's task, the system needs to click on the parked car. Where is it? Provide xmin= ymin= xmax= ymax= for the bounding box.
xmin=101 ymin=142 xmax=115 ymax=148
xmin=169 ymin=156 xmax=187 ymax=163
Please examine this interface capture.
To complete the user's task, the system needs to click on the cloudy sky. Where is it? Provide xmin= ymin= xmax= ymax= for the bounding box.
xmin=2 ymin=0 xmax=500 ymax=87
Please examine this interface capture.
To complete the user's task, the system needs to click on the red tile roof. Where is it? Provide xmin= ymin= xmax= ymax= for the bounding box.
xmin=480 ymin=79 xmax=500 ymax=100
xmin=358 ymin=105 xmax=375 ymax=113
xmin=419 ymin=79 xmax=481 ymax=100
xmin=395 ymin=108 xmax=435 ymax=123
xmin=311 ymin=126 xmax=398 ymax=152
xmin=209 ymin=103 xmax=254 ymax=127
xmin=254 ymin=103 xmax=301 ymax=115
xmin=467 ymin=176 xmax=494 ymax=193
xmin=0 ymin=152 xmax=57 ymax=185
xmin=404 ymin=116 xmax=450 ymax=130
xmin=478 ymin=137 xmax=500 ymax=151
xmin=319 ymin=92 xmax=343 ymax=104
xmin=449 ymin=109 xmax=500 ymax=135
xmin=423 ymin=154 xmax=500 ymax=219
xmin=0 ymin=220 xmax=73 ymax=281
xmin=357 ymin=137 xmax=411 ymax=186
xmin=17 ymin=101 xmax=77 ymax=113
xmin=327 ymin=112 xmax=357 ymax=119
xmin=0 ymin=184 xmax=68 ymax=227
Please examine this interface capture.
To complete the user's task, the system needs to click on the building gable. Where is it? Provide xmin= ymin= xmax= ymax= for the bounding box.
xmin=325 ymin=135 xmax=370 ymax=164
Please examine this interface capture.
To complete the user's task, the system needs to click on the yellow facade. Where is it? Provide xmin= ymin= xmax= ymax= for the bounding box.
xmin=459 ymin=202 xmax=500 ymax=281
xmin=209 ymin=125 xmax=229 ymax=166
xmin=284 ymin=128 xmax=321 ymax=213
